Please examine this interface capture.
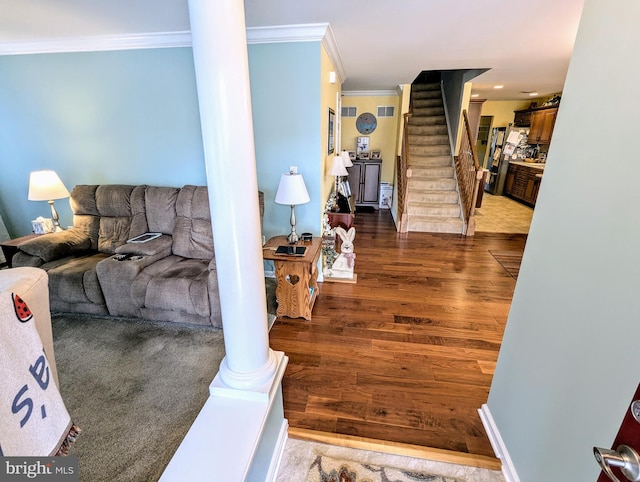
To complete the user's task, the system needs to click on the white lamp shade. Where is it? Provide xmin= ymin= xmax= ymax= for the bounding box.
xmin=330 ymin=155 xmax=349 ymax=176
xmin=340 ymin=150 xmax=353 ymax=168
xmin=28 ymin=170 xmax=70 ymax=201
xmin=275 ymin=172 xmax=310 ymax=205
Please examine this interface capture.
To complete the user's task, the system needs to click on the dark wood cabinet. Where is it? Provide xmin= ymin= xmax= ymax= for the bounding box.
xmin=513 ymin=105 xmax=558 ymax=144
xmin=514 ymin=109 xmax=532 ymax=127
xmin=528 ymin=106 xmax=558 ymax=144
xmin=504 ymin=163 xmax=543 ymax=206
xmin=347 ymin=160 xmax=381 ymax=207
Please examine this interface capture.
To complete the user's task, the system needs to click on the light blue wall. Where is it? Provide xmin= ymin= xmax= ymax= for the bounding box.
xmin=0 ymin=42 xmax=324 ymax=240
xmin=0 ymin=48 xmax=206 ymax=236
xmin=248 ymin=42 xmax=322 ymax=240
xmin=487 ymin=0 xmax=640 ymax=480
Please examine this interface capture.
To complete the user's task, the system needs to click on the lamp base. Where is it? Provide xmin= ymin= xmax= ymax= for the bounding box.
xmin=49 ymin=200 xmax=65 ymax=232
xmin=287 ymin=204 xmax=299 ymax=244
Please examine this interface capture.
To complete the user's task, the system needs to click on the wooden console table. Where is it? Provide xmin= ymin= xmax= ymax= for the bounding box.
xmin=262 ymin=235 xmax=321 ymax=320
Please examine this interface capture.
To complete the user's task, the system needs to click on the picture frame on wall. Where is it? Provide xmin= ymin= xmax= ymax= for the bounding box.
xmin=370 ymin=150 xmax=381 ymax=160
xmin=328 ymin=108 xmax=335 ymax=154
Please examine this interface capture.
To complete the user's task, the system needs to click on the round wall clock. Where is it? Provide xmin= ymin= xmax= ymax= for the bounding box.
xmin=356 ymin=112 xmax=377 ymax=134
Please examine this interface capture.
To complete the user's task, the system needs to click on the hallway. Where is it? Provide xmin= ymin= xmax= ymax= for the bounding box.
xmin=269 ymin=209 xmax=526 ymax=467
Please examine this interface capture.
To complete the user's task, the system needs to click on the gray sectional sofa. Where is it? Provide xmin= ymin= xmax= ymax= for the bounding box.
xmin=13 ymin=184 xmax=265 ymax=328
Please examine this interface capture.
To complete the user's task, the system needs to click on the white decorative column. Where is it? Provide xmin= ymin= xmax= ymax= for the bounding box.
xmin=188 ymin=0 xmax=277 ymax=390
xmin=161 ymin=0 xmax=289 ymax=480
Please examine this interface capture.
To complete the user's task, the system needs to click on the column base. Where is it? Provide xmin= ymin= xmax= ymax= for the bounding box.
xmin=212 ymin=348 xmax=281 ymax=401
xmin=160 ymin=351 xmax=289 ymax=481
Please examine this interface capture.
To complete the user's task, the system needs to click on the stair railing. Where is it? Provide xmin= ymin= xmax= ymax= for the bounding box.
xmin=455 ymin=109 xmax=487 ymax=236
xmin=396 ymin=112 xmax=412 ymax=233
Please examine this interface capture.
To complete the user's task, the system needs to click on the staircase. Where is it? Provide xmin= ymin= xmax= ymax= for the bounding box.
xmin=406 ymin=83 xmax=464 ymax=234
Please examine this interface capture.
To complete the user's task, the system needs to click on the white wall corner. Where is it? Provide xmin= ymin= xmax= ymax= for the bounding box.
xmin=245 ymin=23 xmax=346 ymax=87
xmin=478 ymin=404 xmax=520 ymax=482
xmin=320 ymin=23 xmax=346 ymax=86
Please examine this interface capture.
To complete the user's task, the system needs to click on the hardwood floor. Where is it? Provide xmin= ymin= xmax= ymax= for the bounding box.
xmin=269 ymin=209 xmax=527 ymax=464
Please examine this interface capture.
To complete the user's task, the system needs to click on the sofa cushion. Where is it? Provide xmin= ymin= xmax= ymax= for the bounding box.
xmin=71 ymin=185 xmax=100 ymax=250
xmin=95 ymin=185 xmax=136 ymax=253
xmin=18 ymin=229 xmax=91 ymax=262
xmin=131 ymin=255 xmax=211 ymax=317
xmin=172 ymin=186 xmax=214 ymax=260
xmin=145 ymin=187 xmax=179 ymax=234
xmin=46 ymin=253 xmax=109 ymax=305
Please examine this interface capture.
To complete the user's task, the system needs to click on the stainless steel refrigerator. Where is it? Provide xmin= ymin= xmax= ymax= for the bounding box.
xmin=485 ymin=125 xmax=531 ymax=195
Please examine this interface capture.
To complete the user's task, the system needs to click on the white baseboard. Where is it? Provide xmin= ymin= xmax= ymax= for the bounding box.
xmin=478 ymin=404 xmax=520 ymax=482
xmin=266 ymin=420 xmax=289 ymax=482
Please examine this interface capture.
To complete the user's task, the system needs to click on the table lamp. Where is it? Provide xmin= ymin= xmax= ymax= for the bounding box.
xmin=330 ymin=154 xmax=349 ymax=195
xmin=275 ymin=171 xmax=310 ymax=244
xmin=28 ymin=170 xmax=70 ymax=232
xmin=340 ymin=150 xmax=353 ymax=168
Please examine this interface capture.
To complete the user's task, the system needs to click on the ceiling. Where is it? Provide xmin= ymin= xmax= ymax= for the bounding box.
xmin=0 ymin=0 xmax=585 ymax=100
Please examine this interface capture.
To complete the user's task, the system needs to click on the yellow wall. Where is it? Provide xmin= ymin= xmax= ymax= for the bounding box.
xmin=340 ymin=93 xmax=400 ymax=183
xmin=480 ymin=100 xmax=533 ymax=127
xmin=454 ymin=82 xmax=473 ymax=155
xmin=320 ymin=45 xmax=342 ymax=210
xmin=480 ymin=93 xmax=562 ymax=128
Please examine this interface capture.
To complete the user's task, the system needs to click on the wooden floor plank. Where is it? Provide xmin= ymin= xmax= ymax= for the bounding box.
xmin=269 ymin=210 xmax=526 ymax=463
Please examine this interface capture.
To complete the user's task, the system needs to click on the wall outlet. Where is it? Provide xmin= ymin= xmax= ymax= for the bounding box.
xmin=289 ymin=166 xmax=297 ymax=174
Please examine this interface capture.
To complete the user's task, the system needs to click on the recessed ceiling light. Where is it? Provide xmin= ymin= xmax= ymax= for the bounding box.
xmin=529 ymin=92 xmax=539 ymax=97
xmin=471 ymin=94 xmax=479 ymax=98
xmin=493 ymin=85 xmax=504 ymax=89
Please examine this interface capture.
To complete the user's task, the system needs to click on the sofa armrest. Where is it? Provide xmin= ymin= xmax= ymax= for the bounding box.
xmin=16 ymin=229 xmax=91 ymax=263
xmin=115 ymin=235 xmax=173 ymax=256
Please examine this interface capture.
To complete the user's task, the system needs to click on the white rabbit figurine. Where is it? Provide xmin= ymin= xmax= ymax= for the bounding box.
xmin=330 ymin=227 xmax=356 ymax=278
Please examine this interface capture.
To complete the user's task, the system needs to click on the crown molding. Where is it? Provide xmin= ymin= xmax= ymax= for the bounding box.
xmin=245 ymin=23 xmax=327 ymax=44
xmin=0 ymin=31 xmax=192 ymax=56
xmin=342 ymin=90 xmax=399 ymax=97
xmin=246 ymin=23 xmax=346 ymax=86
xmin=0 ymin=23 xmax=348 ymax=84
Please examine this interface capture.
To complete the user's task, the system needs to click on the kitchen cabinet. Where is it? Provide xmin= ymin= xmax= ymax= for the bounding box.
xmin=513 ymin=105 xmax=558 ymax=144
xmin=528 ymin=106 xmax=558 ymax=144
xmin=504 ymin=162 xmax=543 ymax=207
xmin=513 ymin=109 xmax=532 ymax=127
xmin=347 ymin=159 xmax=381 ymax=207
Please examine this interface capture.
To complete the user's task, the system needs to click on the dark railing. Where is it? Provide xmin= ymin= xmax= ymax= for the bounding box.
xmin=454 ymin=109 xmax=486 ymax=235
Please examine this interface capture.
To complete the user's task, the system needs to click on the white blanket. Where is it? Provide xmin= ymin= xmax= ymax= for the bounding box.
xmin=0 ymin=291 xmax=72 ymax=456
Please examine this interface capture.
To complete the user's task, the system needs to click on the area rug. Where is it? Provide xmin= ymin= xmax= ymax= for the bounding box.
xmin=52 ymin=313 xmax=226 ymax=482
xmin=308 ymin=454 xmax=464 ymax=482
xmin=489 ymin=250 xmax=523 ymax=280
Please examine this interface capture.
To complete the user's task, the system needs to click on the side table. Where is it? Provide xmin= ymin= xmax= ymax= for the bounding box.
xmin=0 ymin=234 xmax=40 ymax=269
xmin=262 ymin=235 xmax=321 ymax=320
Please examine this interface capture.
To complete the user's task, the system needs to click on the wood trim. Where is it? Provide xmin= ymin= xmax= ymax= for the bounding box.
xmin=288 ymin=427 xmax=502 ymax=471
